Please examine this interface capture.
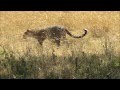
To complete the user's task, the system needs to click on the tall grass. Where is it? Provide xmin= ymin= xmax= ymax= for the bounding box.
xmin=0 ymin=42 xmax=120 ymax=79
xmin=0 ymin=11 xmax=120 ymax=79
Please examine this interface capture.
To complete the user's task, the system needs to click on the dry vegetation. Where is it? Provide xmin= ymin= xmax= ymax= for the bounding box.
xmin=0 ymin=11 xmax=120 ymax=79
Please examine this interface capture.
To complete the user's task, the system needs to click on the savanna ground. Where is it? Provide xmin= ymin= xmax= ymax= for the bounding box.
xmin=0 ymin=11 xmax=120 ymax=79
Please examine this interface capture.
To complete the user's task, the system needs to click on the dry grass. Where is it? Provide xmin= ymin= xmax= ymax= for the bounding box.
xmin=0 ymin=11 xmax=120 ymax=79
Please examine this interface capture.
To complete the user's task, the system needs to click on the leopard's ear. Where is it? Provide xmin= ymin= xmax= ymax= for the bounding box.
xmin=27 ymin=29 xmax=30 ymax=32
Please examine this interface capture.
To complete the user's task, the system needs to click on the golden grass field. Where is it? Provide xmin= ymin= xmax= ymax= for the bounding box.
xmin=0 ymin=11 xmax=120 ymax=56
xmin=0 ymin=11 xmax=120 ymax=79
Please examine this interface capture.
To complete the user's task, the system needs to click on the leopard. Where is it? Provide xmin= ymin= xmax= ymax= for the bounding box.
xmin=23 ymin=26 xmax=87 ymax=46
